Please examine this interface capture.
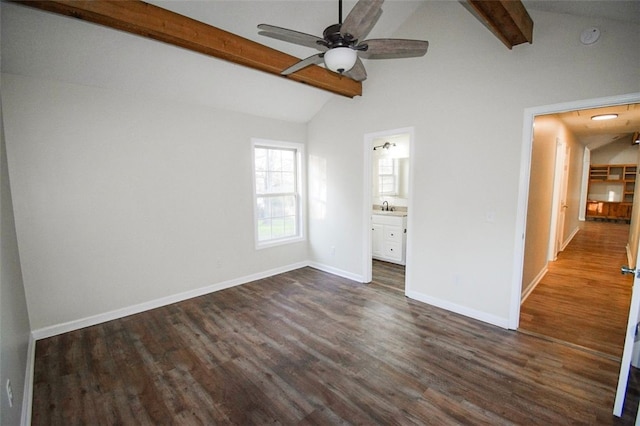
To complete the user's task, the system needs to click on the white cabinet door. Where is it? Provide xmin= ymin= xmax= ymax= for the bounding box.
xmin=372 ymin=223 xmax=384 ymax=258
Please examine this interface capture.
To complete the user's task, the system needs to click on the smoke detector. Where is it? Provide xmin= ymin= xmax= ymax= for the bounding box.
xmin=580 ymin=27 xmax=601 ymax=45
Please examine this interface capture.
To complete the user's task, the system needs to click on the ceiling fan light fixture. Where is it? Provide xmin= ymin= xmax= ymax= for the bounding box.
xmin=591 ymin=114 xmax=618 ymax=121
xmin=324 ymin=47 xmax=357 ymax=73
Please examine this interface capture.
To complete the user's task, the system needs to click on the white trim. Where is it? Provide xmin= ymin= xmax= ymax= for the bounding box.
xmin=31 ymin=261 xmax=308 ymax=340
xmin=579 ymin=148 xmax=591 ymax=221
xmin=20 ymin=334 xmax=36 ymax=426
xmin=307 ymin=261 xmax=365 ymax=283
xmin=548 ymin=138 xmax=564 ymax=261
xmin=561 ymin=225 xmax=580 ymax=252
xmin=510 ymin=92 xmax=640 ymax=330
xmin=520 ymin=266 xmax=548 ymax=304
xmin=406 ymin=290 xmax=509 ymax=329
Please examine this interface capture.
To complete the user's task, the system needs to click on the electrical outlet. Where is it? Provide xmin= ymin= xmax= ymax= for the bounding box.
xmin=330 ymin=246 xmax=336 ymax=256
xmin=6 ymin=379 xmax=13 ymax=408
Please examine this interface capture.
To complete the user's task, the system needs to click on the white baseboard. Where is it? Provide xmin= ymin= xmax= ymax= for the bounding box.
xmin=20 ymin=334 xmax=36 ymax=426
xmin=307 ymin=261 xmax=365 ymax=282
xmin=405 ymin=290 xmax=509 ymax=329
xmin=31 ymin=261 xmax=309 ymax=340
xmin=521 ymin=266 xmax=548 ymax=303
xmin=561 ymin=225 xmax=580 ymax=251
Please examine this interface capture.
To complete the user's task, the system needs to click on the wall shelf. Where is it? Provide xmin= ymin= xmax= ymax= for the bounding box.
xmin=586 ymin=164 xmax=637 ymax=221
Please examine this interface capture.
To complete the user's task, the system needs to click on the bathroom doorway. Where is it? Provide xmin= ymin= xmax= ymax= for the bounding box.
xmin=363 ymin=127 xmax=414 ymax=293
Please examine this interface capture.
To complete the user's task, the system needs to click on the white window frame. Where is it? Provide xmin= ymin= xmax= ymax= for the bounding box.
xmin=251 ymin=138 xmax=306 ymax=249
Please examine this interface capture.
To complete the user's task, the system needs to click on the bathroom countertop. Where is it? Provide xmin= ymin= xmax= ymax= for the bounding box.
xmin=372 ymin=210 xmax=408 ymax=217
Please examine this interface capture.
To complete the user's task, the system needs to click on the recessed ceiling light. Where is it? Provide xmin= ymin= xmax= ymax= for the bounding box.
xmin=591 ymin=114 xmax=618 ymax=121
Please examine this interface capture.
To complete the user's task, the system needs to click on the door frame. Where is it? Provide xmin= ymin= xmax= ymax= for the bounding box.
xmin=509 ymin=92 xmax=640 ymax=330
xmin=362 ymin=127 xmax=415 ymax=287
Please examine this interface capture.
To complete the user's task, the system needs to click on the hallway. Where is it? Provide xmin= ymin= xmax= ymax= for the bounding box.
xmin=519 ymin=221 xmax=633 ymax=358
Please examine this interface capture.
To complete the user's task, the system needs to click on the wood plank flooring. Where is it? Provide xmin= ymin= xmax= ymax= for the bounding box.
xmin=371 ymin=259 xmax=405 ymax=292
xmin=32 ymin=266 xmax=640 ymax=424
xmin=519 ymin=221 xmax=633 ymax=358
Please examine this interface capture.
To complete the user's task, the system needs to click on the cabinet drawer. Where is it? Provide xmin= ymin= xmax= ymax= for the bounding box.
xmin=384 ymin=242 xmax=402 ymax=260
xmin=384 ymin=226 xmax=402 ymax=242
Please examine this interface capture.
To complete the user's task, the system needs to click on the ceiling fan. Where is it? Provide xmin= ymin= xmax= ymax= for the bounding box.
xmin=257 ymin=0 xmax=429 ymax=82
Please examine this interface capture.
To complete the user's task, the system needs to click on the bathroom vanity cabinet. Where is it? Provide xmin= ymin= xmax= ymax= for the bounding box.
xmin=372 ymin=213 xmax=407 ymax=265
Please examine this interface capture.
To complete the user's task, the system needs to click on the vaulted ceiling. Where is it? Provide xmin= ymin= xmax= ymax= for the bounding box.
xmin=2 ymin=1 xmax=638 ymax=124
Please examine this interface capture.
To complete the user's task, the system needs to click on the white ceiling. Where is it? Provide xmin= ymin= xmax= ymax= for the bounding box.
xmin=2 ymin=0 xmax=639 ymax=134
xmin=1 ymin=1 xmax=423 ymax=123
xmin=523 ymin=0 xmax=640 ymax=24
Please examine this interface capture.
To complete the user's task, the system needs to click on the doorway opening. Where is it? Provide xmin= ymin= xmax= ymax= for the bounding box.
xmin=517 ymin=102 xmax=640 ymax=356
xmin=511 ymin=93 xmax=640 ymax=328
xmin=512 ymin=94 xmax=640 ymax=417
xmin=363 ymin=127 xmax=414 ymax=293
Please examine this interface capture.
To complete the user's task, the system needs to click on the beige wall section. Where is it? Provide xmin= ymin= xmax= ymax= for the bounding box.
xmin=521 ymin=116 xmax=557 ymax=296
xmin=521 ymin=115 xmax=585 ymax=298
xmin=563 ymin=124 xmax=585 ymax=248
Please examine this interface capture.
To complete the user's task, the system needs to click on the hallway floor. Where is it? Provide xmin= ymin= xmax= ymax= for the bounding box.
xmin=519 ymin=220 xmax=633 ymax=358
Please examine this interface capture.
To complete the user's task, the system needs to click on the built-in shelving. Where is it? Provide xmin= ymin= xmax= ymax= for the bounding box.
xmin=586 ymin=164 xmax=637 ymax=221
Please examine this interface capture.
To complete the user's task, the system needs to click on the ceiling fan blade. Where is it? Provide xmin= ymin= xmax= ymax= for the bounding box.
xmin=281 ymin=53 xmax=325 ymax=75
xmin=350 ymin=8 xmax=383 ymax=43
xmin=359 ymin=39 xmax=429 ymax=59
xmin=341 ymin=0 xmax=384 ymax=42
xmin=258 ymin=24 xmax=328 ymax=51
xmin=344 ymin=58 xmax=367 ymax=81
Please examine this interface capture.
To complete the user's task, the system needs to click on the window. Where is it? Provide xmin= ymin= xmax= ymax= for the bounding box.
xmin=252 ymin=139 xmax=305 ymax=248
xmin=378 ymin=158 xmax=398 ymax=196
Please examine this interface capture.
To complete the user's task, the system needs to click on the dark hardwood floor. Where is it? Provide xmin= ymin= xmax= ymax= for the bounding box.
xmin=519 ymin=221 xmax=633 ymax=358
xmin=32 ymin=266 xmax=640 ymax=424
xmin=371 ymin=259 xmax=405 ymax=292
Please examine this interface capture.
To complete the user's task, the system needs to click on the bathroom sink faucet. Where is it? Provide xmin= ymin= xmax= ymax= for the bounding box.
xmin=382 ymin=201 xmax=389 ymax=211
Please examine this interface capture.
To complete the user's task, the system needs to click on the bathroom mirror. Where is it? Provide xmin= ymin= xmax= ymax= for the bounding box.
xmin=371 ymin=134 xmax=410 ymax=207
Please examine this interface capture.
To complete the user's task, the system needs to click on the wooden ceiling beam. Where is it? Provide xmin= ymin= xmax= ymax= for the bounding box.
xmin=465 ymin=0 xmax=533 ymax=49
xmin=11 ymin=0 xmax=362 ymax=98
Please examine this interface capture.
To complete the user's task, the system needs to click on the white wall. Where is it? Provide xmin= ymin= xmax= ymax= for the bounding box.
xmin=590 ymin=138 xmax=639 ymax=164
xmin=0 ymin=94 xmax=31 ymax=424
xmin=307 ymin=2 xmax=640 ymax=326
xmin=2 ymin=74 xmax=308 ymax=330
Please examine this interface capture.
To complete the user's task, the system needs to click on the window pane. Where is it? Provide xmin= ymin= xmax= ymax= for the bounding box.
xmin=284 ymin=216 xmax=296 ymax=236
xmin=268 ymin=149 xmax=282 ymax=171
xmin=272 ymin=196 xmax=284 ymax=217
xmin=378 ymin=158 xmax=394 ymax=175
xmin=281 ymin=171 xmax=295 ymax=193
xmin=258 ymin=218 xmax=271 ymax=241
xmin=272 ymin=218 xmax=285 ymax=238
xmin=255 ymin=171 xmax=267 ymax=194
xmin=284 ymin=195 xmax=296 ymax=215
xmin=281 ymin=150 xmax=295 ymax=172
xmin=255 ymin=148 xmax=267 ymax=172
xmin=379 ymin=176 xmax=396 ymax=194
xmin=253 ymin=142 xmax=303 ymax=246
xmin=257 ymin=196 xmax=270 ymax=219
